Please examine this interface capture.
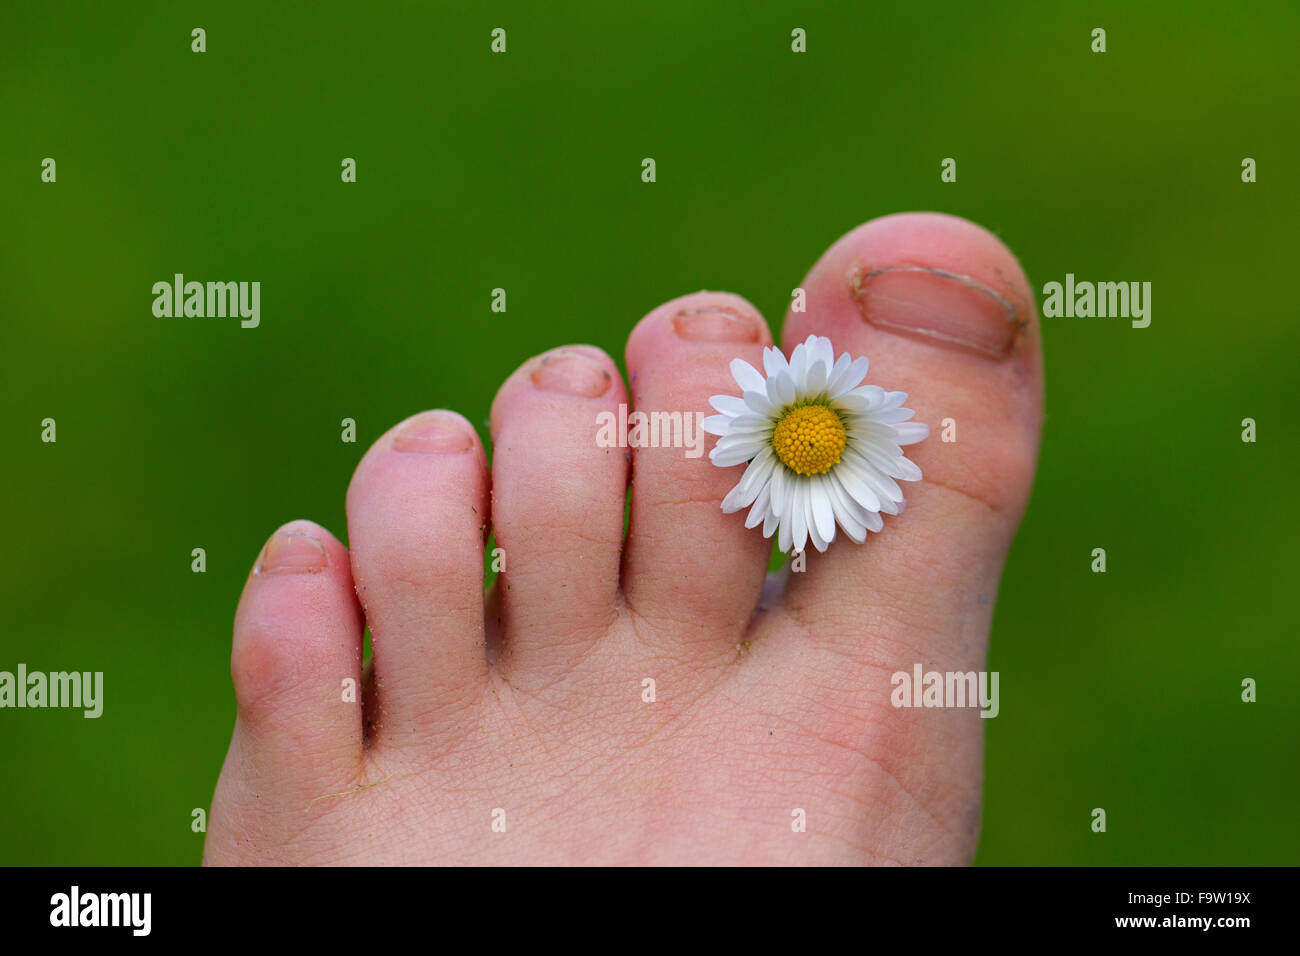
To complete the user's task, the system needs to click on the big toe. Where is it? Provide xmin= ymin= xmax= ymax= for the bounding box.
xmin=779 ymin=211 xmax=1043 ymax=660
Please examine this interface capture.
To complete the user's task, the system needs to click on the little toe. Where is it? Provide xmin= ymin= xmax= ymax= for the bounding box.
xmin=222 ymin=520 xmax=364 ymax=801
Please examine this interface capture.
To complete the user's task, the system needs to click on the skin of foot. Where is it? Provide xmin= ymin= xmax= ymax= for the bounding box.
xmin=203 ymin=212 xmax=1043 ymax=866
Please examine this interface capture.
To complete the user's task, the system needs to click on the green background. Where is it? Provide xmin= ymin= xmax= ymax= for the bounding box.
xmin=2 ymin=1 xmax=1296 ymax=865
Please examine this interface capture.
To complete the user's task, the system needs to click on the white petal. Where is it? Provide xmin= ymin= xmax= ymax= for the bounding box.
xmin=745 ymin=481 xmax=772 ymax=529
xmin=825 ymin=476 xmax=868 ymax=542
xmin=762 ymin=346 xmax=789 ymax=379
xmin=854 ymin=435 xmax=906 ymax=463
xmin=805 ymin=358 xmax=829 ymax=396
xmin=873 ymin=407 xmax=916 ymax=424
xmin=744 ymin=389 xmax=776 ymax=416
xmin=774 ymin=470 xmax=795 ymax=538
xmin=848 ymin=428 xmax=901 ymax=453
xmin=726 ymin=412 xmax=775 ymax=432
xmin=828 ymin=470 xmax=873 ymax=522
xmin=808 ymin=507 xmax=830 ymax=552
xmin=733 ymin=448 xmax=776 ymax=505
xmin=845 ymin=449 xmax=904 ymax=502
xmin=854 ymin=441 xmax=918 ymax=482
xmin=777 ymin=500 xmax=792 ymax=553
xmin=834 ymin=459 xmax=883 ymax=513
xmin=712 ymin=447 xmax=764 ymax=469
xmin=767 ymin=369 xmax=796 ymax=409
xmin=773 ymin=369 xmax=797 ymax=407
xmin=722 ymin=477 xmax=769 ymax=514
xmin=810 ymin=476 xmax=836 ymax=546
xmin=810 ymin=336 xmax=835 ymax=373
xmin=769 ymin=464 xmax=787 ymax=520
xmin=893 ymin=421 xmax=929 ymax=445
xmin=711 ymin=443 xmax=761 ymax=467
xmin=828 ymin=355 xmax=869 ymax=397
xmin=804 ymin=481 xmax=828 ymax=552
xmin=841 ymin=414 xmax=887 ymax=438
xmin=824 ymin=353 xmax=851 ymax=393
xmin=715 ymin=432 xmax=766 ymax=452
xmin=701 ymin=414 xmax=732 ymax=436
xmin=839 ymin=515 xmax=867 ymax=543
xmin=891 ymin=455 xmax=923 ymax=482
xmin=720 ymin=480 xmax=747 ymax=513
xmin=789 ymin=340 xmax=809 ymax=386
xmin=834 ymin=386 xmax=886 ymax=413
xmin=791 ymin=480 xmax=809 ymax=554
xmin=709 ymin=394 xmax=749 ymax=417
xmin=730 ymin=358 xmax=766 ymax=394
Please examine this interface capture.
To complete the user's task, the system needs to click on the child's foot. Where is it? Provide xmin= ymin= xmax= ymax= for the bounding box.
xmin=204 ymin=212 xmax=1042 ymax=866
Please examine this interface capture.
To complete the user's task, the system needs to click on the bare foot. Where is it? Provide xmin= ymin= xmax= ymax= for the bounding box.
xmin=204 ymin=212 xmax=1042 ymax=866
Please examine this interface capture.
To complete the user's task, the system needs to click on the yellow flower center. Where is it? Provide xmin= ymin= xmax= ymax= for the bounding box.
xmin=771 ymin=403 xmax=846 ymax=476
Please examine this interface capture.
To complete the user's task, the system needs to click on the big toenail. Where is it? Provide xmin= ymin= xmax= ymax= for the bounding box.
xmin=529 ymin=352 xmax=612 ymax=397
xmin=260 ymin=531 xmax=327 ymax=574
xmin=393 ymin=412 xmax=475 ymax=453
xmin=672 ymin=308 xmax=762 ymax=343
xmin=849 ymin=263 xmax=1026 ymax=358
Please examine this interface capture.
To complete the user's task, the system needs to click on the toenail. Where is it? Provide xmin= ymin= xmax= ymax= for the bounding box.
xmin=849 ymin=263 xmax=1026 ymax=358
xmin=260 ymin=531 xmax=327 ymax=574
xmin=672 ymin=308 xmax=762 ymax=343
xmin=529 ymin=351 xmax=612 ymax=397
xmin=393 ymin=412 xmax=475 ymax=453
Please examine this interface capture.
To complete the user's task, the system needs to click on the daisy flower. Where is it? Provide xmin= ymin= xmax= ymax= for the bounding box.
xmin=702 ymin=334 xmax=927 ymax=554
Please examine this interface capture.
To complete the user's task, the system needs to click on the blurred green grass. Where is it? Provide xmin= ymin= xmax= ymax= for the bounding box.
xmin=1 ymin=0 xmax=1297 ymax=865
